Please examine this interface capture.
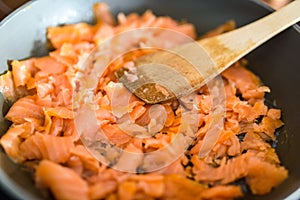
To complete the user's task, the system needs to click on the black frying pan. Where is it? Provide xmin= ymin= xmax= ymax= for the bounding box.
xmin=0 ymin=0 xmax=299 ymax=199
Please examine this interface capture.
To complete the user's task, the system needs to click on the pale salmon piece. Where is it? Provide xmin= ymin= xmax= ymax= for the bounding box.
xmin=11 ymin=59 xmax=36 ymax=88
xmin=95 ymin=107 xmax=116 ymax=123
xmin=93 ymin=23 xmax=115 ymax=45
xmin=163 ymin=104 xmax=175 ymax=127
xmin=241 ymin=132 xmax=270 ymax=151
xmin=66 ymin=155 xmax=84 ymax=175
xmin=93 ymin=2 xmax=115 ymax=25
xmin=45 ymin=107 xmax=74 ymax=119
xmin=226 ymin=134 xmax=241 ymax=156
xmin=192 ymin=152 xmax=249 ymax=184
xmin=153 ymin=156 xmax=186 ymax=176
xmin=129 ymin=101 xmax=146 ymax=122
xmin=34 ymin=56 xmax=67 ymax=75
xmin=36 ymin=82 xmax=54 ymax=98
xmin=50 ymin=49 xmax=77 ymax=69
xmin=6 ymin=96 xmax=44 ymax=124
xmin=0 ymin=125 xmax=26 ymax=162
xmin=201 ymin=185 xmax=243 ymax=200
xmin=47 ymin=117 xmax=64 ymax=136
xmin=241 ymin=132 xmax=281 ymax=164
xmin=246 ymin=156 xmax=288 ymax=195
xmin=47 ymin=23 xmax=95 ymax=49
xmin=51 ymin=74 xmax=73 ymax=106
xmin=89 ymin=180 xmax=117 ymax=200
xmin=50 ymin=42 xmax=95 ymax=68
xmin=71 ymin=145 xmax=100 ymax=172
xmin=137 ymin=176 xmax=165 ymax=198
xmin=0 ymin=71 xmax=17 ymax=101
xmin=62 ymin=119 xmax=79 ymax=139
xmin=222 ymin=63 xmax=261 ymax=99
xmin=162 ymin=174 xmax=205 ymax=200
xmin=143 ymin=133 xmax=171 ymax=149
xmin=20 ymin=133 xmax=74 ymax=163
xmin=253 ymin=116 xmax=284 ymax=140
xmin=114 ymin=143 xmax=143 ymax=173
xmin=232 ymin=101 xmax=267 ymax=122
xmin=267 ymin=108 xmax=281 ymax=120
xmin=135 ymin=105 xmax=151 ymax=126
xmin=101 ymin=124 xmax=132 ymax=145
xmin=117 ymin=181 xmax=138 ymax=200
xmin=36 ymin=160 xmax=89 ymax=200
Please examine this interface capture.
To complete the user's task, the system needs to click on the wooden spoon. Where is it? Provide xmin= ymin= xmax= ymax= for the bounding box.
xmin=116 ymin=0 xmax=300 ymax=104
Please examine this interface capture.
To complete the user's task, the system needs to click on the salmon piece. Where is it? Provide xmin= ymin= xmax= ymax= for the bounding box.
xmin=243 ymin=86 xmax=270 ymax=99
xmin=71 ymin=145 xmax=99 ymax=172
xmin=192 ymin=153 xmax=249 ymax=184
xmin=93 ymin=2 xmax=115 ymax=25
xmin=66 ymin=155 xmax=83 ymax=175
xmin=232 ymin=101 xmax=267 ymax=122
xmin=241 ymin=132 xmax=270 ymax=151
xmin=36 ymin=82 xmax=54 ymax=98
xmin=162 ymin=174 xmax=205 ymax=200
xmin=114 ymin=143 xmax=143 ymax=173
xmin=34 ymin=56 xmax=67 ymax=75
xmin=93 ymin=23 xmax=115 ymax=45
xmin=45 ymin=107 xmax=74 ymax=119
xmin=226 ymin=135 xmax=241 ymax=156
xmin=129 ymin=102 xmax=146 ymax=122
xmin=163 ymin=104 xmax=175 ymax=127
xmin=135 ymin=105 xmax=151 ymax=126
xmin=143 ymin=133 xmax=171 ymax=149
xmin=101 ymin=124 xmax=132 ymax=145
xmin=95 ymin=107 xmax=116 ymax=123
xmin=47 ymin=117 xmax=64 ymax=136
xmin=36 ymin=160 xmax=89 ymax=200
xmin=0 ymin=71 xmax=31 ymax=102
xmin=201 ymin=185 xmax=243 ymax=200
xmin=50 ymin=48 xmax=77 ymax=68
xmin=6 ymin=96 xmax=44 ymax=124
xmin=246 ymin=156 xmax=288 ymax=195
xmin=0 ymin=125 xmax=27 ymax=162
xmin=154 ymin=156 xmax=186 ymax=176
xmin=222 ymin=63 xmax=261 ymax=98
xmin=224 ymin=116 xmax=240 ymax=133
xmin=51 ymin=74 xmax=73 ymax=106
xmin=241 ymin=132 xmax=280 ymax=164
xmin=11 ymin=59 xmax=36 ymax=88
xmin=0 ymin=71 xmax=17 ymax=101
xmin=196 ymin=94 xmax=212 ymax=114
xmin=137 ymin=176 xmax=165 ymax=198
xmin=62 ymin=119 xmax=78 ymax=139
xmin=89 ymin=180 xmax=117 ymax=200
xmin=253 ymin=116 xmax=284 ymax=140
xmin=267 ymin=108 xmax=281 ymax=120
xmin=50 ymin=42 xmax=95 ymax=68
xmin=20 ymin=133 xmax=74 ymax=163
xmin=47 ymin=23 xmax=95 ymax=49
xmin=117 ymin=181 xmax=138 ymax=200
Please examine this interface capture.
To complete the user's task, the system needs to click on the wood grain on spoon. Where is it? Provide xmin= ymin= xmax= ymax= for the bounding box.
xmin=116 ymin=0 xmax=300 ymax=104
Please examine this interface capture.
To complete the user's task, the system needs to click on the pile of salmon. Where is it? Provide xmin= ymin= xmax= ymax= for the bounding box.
xmin=0 ymin=3 xmax=288 ymax=200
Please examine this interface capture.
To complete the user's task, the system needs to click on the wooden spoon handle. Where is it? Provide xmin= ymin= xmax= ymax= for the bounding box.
xmin=117 ymin=0 xmax=300 ymax=104
xmin=199 ymin=0 xmax=300 ymax=73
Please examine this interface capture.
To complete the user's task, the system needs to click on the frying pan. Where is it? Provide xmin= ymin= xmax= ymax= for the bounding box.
xmin=0 ymin=0 xmax=299 ymax=199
